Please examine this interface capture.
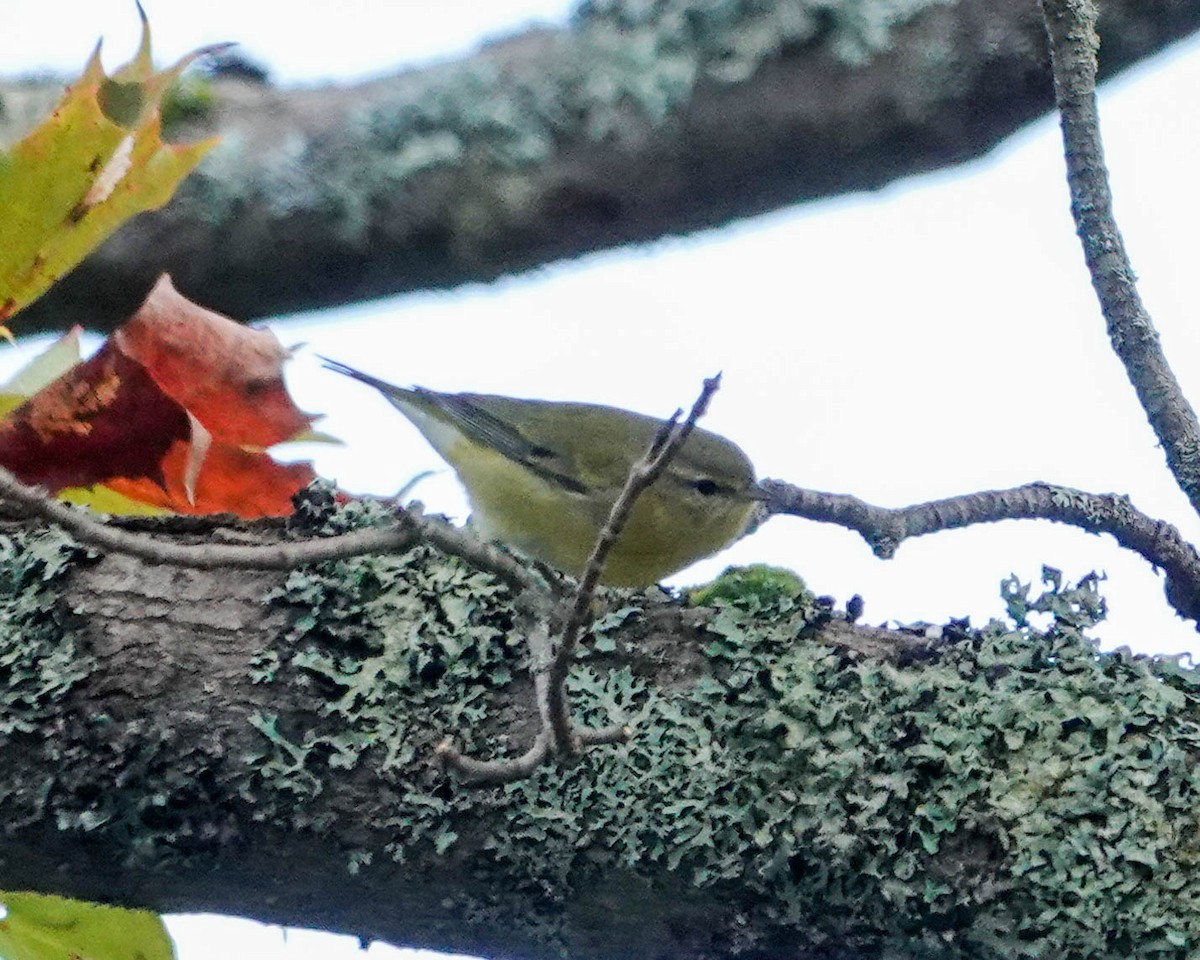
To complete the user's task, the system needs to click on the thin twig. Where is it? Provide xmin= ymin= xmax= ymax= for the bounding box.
xmin=762 ymin=478 xmax=1200 ymax=623
xmin=436 ymin=617 xmax=629 ymax=784
xmin=436 ymin=734 xmax=550 ymax=785
xmin=436 ymin=724 xmax=628 ymax=784
xmin=438 ymin=377 xmax=720 ymax=782
xmin=544 ymin=375 xmax=721 ymax=753
xmin=1040 ymin=0 xmax=1200 ymax=517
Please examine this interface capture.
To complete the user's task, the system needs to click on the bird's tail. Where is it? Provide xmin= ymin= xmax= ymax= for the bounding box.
xmin=319 ymin=356 xmax=412 ymax=403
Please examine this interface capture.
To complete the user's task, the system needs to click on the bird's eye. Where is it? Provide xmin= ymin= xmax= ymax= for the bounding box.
xmin=693 ymin=478 xmax=720 ymax=496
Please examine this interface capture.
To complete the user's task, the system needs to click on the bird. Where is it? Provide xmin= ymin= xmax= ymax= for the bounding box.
xmin=320 ymin=358 xmax=762 ymax=587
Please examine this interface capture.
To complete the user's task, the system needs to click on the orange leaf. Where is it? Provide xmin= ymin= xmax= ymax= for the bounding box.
xmin=116 ymin=276 xmax=312 ymax=447
xmin=0 ymin=343 xmax=189 ymax=492
xmin=107 ymin=442 xmax=316 ymax=517
xmin=0 ymin=276 xmax=318 ymax=517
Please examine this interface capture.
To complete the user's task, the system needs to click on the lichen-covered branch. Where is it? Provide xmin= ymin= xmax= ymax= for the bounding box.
xmin=2 ymin=510 xmax=1200 ymax=959
xmin=8 ymin=0 xmax=1200 ymax=333
xmin=1040 ymin=0 xmax=1200 ymax=519
xmin=763 ymin=478 xmax=1200 ymax=623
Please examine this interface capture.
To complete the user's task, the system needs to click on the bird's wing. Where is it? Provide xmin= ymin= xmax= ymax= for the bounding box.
xmin=320 ymin=357 xmax=591 ymax=494
xmin=413 ymin=389 xmax=590 ymax=494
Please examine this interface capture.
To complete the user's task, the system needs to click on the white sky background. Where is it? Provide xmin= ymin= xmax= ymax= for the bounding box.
xmin=5 ymin=2 xmax=1200 ymax=959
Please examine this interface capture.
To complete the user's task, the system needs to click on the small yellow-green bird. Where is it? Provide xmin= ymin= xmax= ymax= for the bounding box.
xmin=321 ymin=358 xmax=761 ymax=587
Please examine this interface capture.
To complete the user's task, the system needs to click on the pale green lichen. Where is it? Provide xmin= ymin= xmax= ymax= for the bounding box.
xmin=576 ymin=0 xmax=954 ymax=74
xmin=0 ymin=528 xmax=93 ymax=735
xmin=180 ymin=0 xmax=957 ymax=248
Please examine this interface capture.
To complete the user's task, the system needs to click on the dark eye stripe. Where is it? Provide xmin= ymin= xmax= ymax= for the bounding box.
xmin=693 ymin=479 xmax=720 ymax=496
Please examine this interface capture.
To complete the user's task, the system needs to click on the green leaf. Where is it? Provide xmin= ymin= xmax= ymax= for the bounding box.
xmin=0 ymin=891 xmax=175 ymax=960
xmin=0 ymin=12 xmax=220 ymax=327
xmin=0 ymin=328 xmax=84 ymax=397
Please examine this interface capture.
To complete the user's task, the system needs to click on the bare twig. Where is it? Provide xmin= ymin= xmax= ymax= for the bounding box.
xmin=438 ymin=377 xmax=720 ymax=782
xmin=544 ymin=376 xmax=721 ymax=753
xmin=762 ymin=479 xmax=1200 ymax=623
xmin=436 ymin=735 xmax=550 ymax=785
xmin=0 ymin=468 xmax=416 ymax=568
xmin=1040 ymin=0 xmax=1200 ymax=517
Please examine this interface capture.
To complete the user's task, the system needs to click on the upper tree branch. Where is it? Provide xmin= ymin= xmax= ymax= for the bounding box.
xmin=1040 ymin=0 xmax=1200 ymax=518
xmin=8 ymin=0 xmax=1200 ymax=333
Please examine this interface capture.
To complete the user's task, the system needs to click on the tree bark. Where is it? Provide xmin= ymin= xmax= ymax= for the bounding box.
xmin=5 ymin=0 xmax=1199 ymax=334
xmin=2 ymin=502 xmax=1198 ymax=959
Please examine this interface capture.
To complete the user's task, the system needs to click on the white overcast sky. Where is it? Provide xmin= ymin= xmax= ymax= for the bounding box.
xmin=6 ymin=3 xmax=1200 ymax=959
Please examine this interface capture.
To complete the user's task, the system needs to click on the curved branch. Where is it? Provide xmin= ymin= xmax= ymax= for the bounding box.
xmin=440 ymin=377 xmax=719 ymax=781
xmin=1040 ymin=0 xmax=1200 ymax=517
xmin=0 ymin=467 xmax=548 ymax=600
xmin=545 ymin=376 xmax=720 ymax=753
xmin=762 ymin=478 xmax=1200 ymax=623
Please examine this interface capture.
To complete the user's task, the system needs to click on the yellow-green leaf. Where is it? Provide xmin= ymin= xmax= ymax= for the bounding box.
xmin=0 ymin=891 xmax=175 ymax=960
xmin=58 ymin=484 xmax=171 ymax=516
xmin=0 ymin=327 xmax=84 ymax=397
xmin=0 ymin=11 xmax=220 ymax=326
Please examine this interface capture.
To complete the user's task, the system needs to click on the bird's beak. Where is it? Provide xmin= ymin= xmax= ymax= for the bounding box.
xmin=746 ymin=481 xmax=775 ymax=503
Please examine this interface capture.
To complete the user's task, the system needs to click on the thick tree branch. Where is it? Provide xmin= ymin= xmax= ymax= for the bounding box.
xmin=7 ymin=0 xmax=1199 ymax=333
xmin=1 ymin=513 xmax=1198 ymax=959
xmin=1040 ymin=0 xmax=1200 ymax=520
xmin=763 ymin=478 xmax=1200 ymax=623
